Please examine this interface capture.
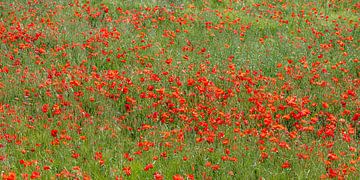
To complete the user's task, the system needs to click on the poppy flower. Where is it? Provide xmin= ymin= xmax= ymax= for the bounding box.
xmin=281 ymin=161 xmax=291 ymax=169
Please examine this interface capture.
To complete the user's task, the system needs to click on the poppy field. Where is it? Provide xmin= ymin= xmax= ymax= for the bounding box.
xmin=0 ymin=0 xmax=359 ymax=179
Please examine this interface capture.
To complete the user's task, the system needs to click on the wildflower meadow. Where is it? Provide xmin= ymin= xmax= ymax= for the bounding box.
xmin=0 ymin=0 xmax=359 ymax=179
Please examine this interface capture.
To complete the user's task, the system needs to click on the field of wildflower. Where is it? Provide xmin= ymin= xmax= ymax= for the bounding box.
xmin=0 ymin=0 xmax=359 ymax=179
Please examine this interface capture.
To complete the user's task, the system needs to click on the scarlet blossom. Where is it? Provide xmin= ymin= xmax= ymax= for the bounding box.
xmin=165 ymin=58 xmax=173 ymax=65
xmin=211 ymin=164 xmax=220 ymax=171
xmin=172 ymin=174 xmax=184 ymax=180
xmin=51 ymin=129 xmax=58 ymax=137
xmin=72 ymin=153 xmax=80 ymax=159
xmin=261 ymin=152 xmax=268 ymax=160
xmin=99 ymin=159 xmax=104 ymax=166
xmin=144 ymin=163 xmax=153 ymax=171
xmin=122 ymin=166 xmax=131 ymax=176
xmin=42 ymin=104 xmax=49 ymax=113
xmin=30 ymin=171 xmax=40 ymax=179
xmin=125 ymin=104 xmax=131 ymax=111
xmin=281 ymin=161 xmax=291 ymax=169
xmin=322 ymin=102 xmax=329 ymax=109
xmin=327 ymin=168 xmax=338 ymax=178
xmin=94 ymin=152 xmax=103 ymax=160
xmin=352 ymin=113 xmax=359 ymax=122
xmin=154 ymin=172 xmax=163 ymax=180
xmin=0 ymin=155 xmax=6 ymax=161
xmin=297 ymin=153 xmax=309 ymax=160
xmin=2 ymin=172 xmax=16 ymax=180
xmin=349 ymin=147 xmax=356 ymax=152
xmin=205 ymin=161 xmax=212 ymax=167
xmin=328 ymin=153 xmax=339 ymax=161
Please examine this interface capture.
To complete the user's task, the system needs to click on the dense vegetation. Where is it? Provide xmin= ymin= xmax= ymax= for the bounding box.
xmin=0 ymin=0 xmax=359 ymax=179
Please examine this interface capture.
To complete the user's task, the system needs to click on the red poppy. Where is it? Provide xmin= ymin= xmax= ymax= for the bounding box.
xmin=50 ymin=129 xmax=58 ymax=138
xmin=144 ymin=163 xmax=153 ymax=171
xmin=281 ymin=161 xmax=291 ymax=169
xmin=122 ymin=167 xmax=131 ymax=176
